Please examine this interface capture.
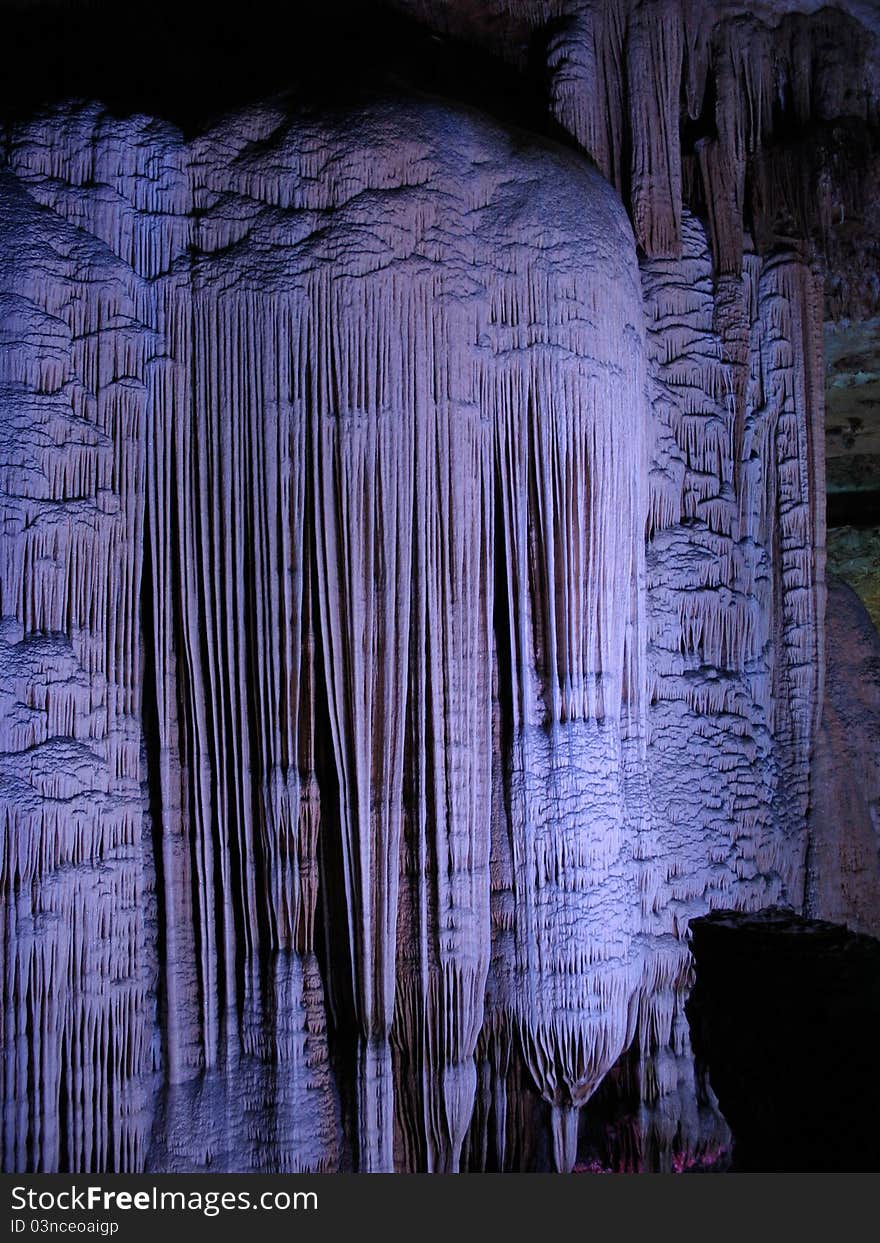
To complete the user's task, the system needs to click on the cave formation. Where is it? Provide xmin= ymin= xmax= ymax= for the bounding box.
xmin=1 ymin=0 xmax=880 ymax=1175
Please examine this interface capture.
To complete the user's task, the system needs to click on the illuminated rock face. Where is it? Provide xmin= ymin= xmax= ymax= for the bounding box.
xmin=0 ymin=92 xmax=832 ymax=1173
xmin=7 ymin=0 xmax=880 ymax=1173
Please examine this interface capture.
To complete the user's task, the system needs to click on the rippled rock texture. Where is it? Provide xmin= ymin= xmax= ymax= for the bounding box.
xmin=1 ymin=0 xmax=878 ymax=1173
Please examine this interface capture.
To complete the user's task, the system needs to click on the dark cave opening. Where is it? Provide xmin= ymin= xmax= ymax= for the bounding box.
xmin=0 ymin=0 xmax=563 ymax=142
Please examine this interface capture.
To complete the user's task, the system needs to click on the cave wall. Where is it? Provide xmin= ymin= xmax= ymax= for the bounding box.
xmin=1 ymin=0 xmax=878 ymax=1174
xmin=808 ymin=576 xmax=880 ymax=936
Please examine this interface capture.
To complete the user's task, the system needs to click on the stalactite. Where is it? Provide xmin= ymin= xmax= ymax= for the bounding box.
xmin=627 ymin=0 xmax=684 ymax=257
xmin=547 ymin=0 xmax=627 ymax=196
xmin=0 ymin=1 xmax=845 ymax=1165
xmin=390 ymin=0 xmax=878 ymax=282
xmin=399 ymin=297 xmax=494 ymax=1172
xmin=0 ymin=171 xmax=157 ymax=1173
xmin=312 ymin=273 xmax=416 ymax=1172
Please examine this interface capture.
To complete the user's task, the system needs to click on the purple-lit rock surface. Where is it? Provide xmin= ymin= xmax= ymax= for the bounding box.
xmin=1 ymin=0 xmax=878 ymax=1174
